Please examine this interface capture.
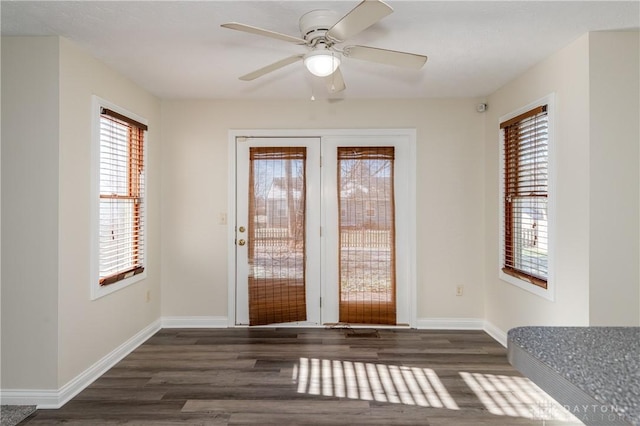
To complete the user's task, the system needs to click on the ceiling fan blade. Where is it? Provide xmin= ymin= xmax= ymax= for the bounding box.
xmin=326 ymin=0 xmax=393 ymax=42
xmin=221 ymin=22 xmax=306 ymax=45
xmin=343 ymin=45 xmax=427 ymax=69
xmin=239 ymin=55 xmax=303 ymax=81
xmin=324 ymin=68 xmax=346 ymax=93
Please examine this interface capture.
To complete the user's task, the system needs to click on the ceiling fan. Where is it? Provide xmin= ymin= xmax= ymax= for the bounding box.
xmin=221 ymin=0 xmax=428 ymax=94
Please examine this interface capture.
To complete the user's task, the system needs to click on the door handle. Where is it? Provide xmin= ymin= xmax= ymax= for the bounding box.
xmin=238 ymin=239 xmax=246 ymax=246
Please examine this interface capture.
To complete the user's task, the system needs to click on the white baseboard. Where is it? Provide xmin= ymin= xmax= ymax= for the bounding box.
xmin=0 ymin=319 xmax=161 ymax=409
xmin=416 ymin=317 xmax=484 ymax=330
xmin=483 ymin=321 xmax=508 ymax=347
xmin=0 ymin=388 xmax=60 ymax=408
xmin=415 ymin=317 xmax=508 ymax=348
xmin=161 ymin=316 xmax=229 ymax=328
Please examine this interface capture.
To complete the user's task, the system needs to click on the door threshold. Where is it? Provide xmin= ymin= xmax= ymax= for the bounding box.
xmin=324 ymin=322 xmax=411 ymax=329
xmin=230 ymin=322 xmax=413 ymax=329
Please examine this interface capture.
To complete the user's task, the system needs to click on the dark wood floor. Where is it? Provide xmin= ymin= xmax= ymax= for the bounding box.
xmin=21 ymin=328 xmax=582 ymax=425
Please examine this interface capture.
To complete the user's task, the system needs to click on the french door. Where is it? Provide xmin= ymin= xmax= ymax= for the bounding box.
xmin=233 ymin=133 xmax=414 ymax=327
xmin=236 ymin=138 xmax=321 ymax=326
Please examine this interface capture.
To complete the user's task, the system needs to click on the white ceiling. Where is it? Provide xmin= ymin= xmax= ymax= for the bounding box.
xmin=2 ymin=1 xmax=638 ymax=100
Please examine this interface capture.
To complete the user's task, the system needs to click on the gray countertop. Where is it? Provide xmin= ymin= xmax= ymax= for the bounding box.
xmin=508 ymin=326 xmax=640 ymax=425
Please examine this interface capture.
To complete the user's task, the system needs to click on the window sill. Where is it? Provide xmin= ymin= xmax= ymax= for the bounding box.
xmin=502 ymin=267 xmax=547 ymax=289
xmin=91 ymin=270 xmax=146 ymax=300
xmin=499 ymin=269 xmax=554 ymax=301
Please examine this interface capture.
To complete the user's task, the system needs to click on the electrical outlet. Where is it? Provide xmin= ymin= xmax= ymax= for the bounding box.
xmin=146 ymin=290 xmax=151 ymax=303
xmin=456 ymin=285 xmax=464 ymax=296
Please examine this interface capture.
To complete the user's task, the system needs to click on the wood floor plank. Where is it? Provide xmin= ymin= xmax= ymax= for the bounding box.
xmin=147 ymin=370 xmax=292 ymax=386
xmin=71 ymin=388 xmax=167 ymax=401
xmin=182 ymin=399 xmax=370 ymax=414
xmin=124 ymin=352 xmax=240 ymax=361
xmin=21 ymin=328 xmax=581 ymax=425
xmin=227 ymin=412 xmax=429 ymax=425
xmin=24 ymin=419 xmax=228 ymax=426
xmin=114 ymin=359 xmax=257 ymax=370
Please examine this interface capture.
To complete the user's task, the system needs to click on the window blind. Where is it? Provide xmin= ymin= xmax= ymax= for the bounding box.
xmin=99 ymin=108 xmax=145 ymax=286
xmin=502 ymin=105 xmax=548 ymax=288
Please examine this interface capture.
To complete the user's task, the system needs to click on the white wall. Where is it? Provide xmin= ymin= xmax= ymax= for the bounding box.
xmin=160 ymin=99 xmax=486 ymax=322
xmin=588 ymin=32 xmax=640 ymax=325
xmin=1 ymin=36 xmax=162 ymax=391
xmin=484 ymin=31 xmax=640 ymax=333
xmin=57 ymin=38 xmax=162 ymax=386
xmin=484 ymin=34 xmax=592 ymax=333
xmin=1 ymin=37 xmax=61 ymax=389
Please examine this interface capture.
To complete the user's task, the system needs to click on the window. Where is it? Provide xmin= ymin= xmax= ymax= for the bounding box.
xmin=500 ymin=102 xmax=550 ymax=291
xmin=93 ymin=100 xmax=147 ymax=296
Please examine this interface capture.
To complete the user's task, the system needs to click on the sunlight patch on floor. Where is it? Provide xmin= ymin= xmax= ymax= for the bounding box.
xmin=293 ymin=357 xmax=458 ymax=409
xmin=292 ymin=357 xmax=582 ymax=423
xmin=460 ymin=371 xmax=582 ymax=423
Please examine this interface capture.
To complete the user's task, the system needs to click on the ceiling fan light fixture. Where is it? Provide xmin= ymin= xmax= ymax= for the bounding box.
xmin=304 ymin=49 xmax=341 ymax=77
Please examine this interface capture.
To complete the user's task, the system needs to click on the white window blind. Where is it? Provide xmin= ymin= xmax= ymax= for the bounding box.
xmin=501 ymin=105 xmax=549 ymax=288
xmin=99 ymin=108 xmax=146 ymax=286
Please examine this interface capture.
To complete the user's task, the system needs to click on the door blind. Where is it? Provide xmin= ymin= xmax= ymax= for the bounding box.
xmin=248 ymin=147 xmax=307 ymax=325
xmin=337 ymin=146 xmax=396 ymax=325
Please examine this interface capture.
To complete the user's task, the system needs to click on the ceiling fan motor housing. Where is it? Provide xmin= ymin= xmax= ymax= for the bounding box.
xmin=299 ymin=10 xmax=339 ymax=45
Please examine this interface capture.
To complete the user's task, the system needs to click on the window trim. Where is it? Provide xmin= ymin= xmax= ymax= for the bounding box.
xmin=90 ymin=96 xmax=148 ymax=300
xmin=498 ymin=94 xmax=555 ymax=301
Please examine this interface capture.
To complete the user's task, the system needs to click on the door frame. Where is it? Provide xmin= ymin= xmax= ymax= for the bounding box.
xmin=227 ymin=129 xmax=417 ymax=327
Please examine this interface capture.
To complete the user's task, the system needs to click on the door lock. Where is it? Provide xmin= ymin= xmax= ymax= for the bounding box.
xmin=238 ymin=226 xmax=246 ymax=233
xmin=238 ymin=239 xmax=246 ymax=246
